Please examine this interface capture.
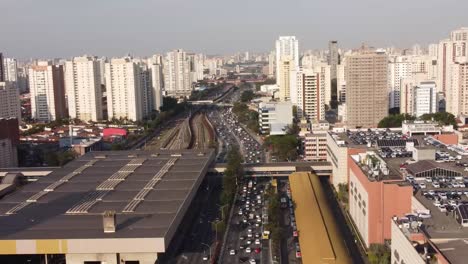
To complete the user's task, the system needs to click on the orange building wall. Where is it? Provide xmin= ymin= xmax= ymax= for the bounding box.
xmin=349 ymin=156 xmax=412 ymax=245
xmin=433 ymin=134 xmax=458 ymax=145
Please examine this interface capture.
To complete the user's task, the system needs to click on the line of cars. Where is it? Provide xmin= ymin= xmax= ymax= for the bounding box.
xmin=227 ymin=180 xmax=265 ymax=264
xmin=215 ymin=108 xmax=264 ymax=164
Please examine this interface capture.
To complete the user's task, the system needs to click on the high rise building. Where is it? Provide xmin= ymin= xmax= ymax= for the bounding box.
xmin=28 ymin=62 xmax=67 ymax=122
xmin=276 ymin=36 xmax=299 ymax=100
xmin=149 ymin=55 xmax=164 ymax=112
xmin=346 ymin=48 xmax=388 ymax=128
xmin=65 ymin=56 xmax=103 ymax=122
xmin=3 ymin=58 xmax=18 ymax=82
xmin=0 ymin=53 xmax=4 ymax=82
xmin=438 ymin=28 xmax=468 ymax=97
xmin=291 ymin=68 xmax=325 ymax=122
xmin=164 ymin=49 xmax=191 ymax=98
xmin=328 ymin=41 xmax=340 ymax=106
xmin=414 ymin=81 xmax=437 ymax=117
xmin=277 ymin=58 xmax=292 ymax=101
xmin=105 ymin=57 xmax=143 ymax=121
xmin=268 ymin=51 xmax=275 ymax=77
xmin=446 ymin=62 xmax=468 ymax=116
xmin=0 ymin=118 xmax=19 ymax=168
xmin=0 ymin=82 xmax=21 ymax=120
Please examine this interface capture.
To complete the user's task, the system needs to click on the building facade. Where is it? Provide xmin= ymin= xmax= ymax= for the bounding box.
xmin=276 ymin=36 xmax=299 ymax=100
xmin=414 ymin=81 xmax=437 ymax=117
xmin=0 ymin=118 xmax=19 ymax=168
xmin=105 ymin=58 xmax=144 ymax=121
xmin=349 ymin=152 xmax=412 ymax=247
xmin=345 ymin=49 xmax=388 ymax=128
xmin=0 ymin=82 xmax=21 ymax=120
xmin=28 ymin=62 xmax=67 ymax=122
xmin=258 ymin=102 xmax=293 ymax=135
xmin=164 ymin=49 xmax=192 ymax=98
xmin=65 ymin=56 xmax=103 ymax=122
xmin=291 ymin=68 xmax=325 ymax=122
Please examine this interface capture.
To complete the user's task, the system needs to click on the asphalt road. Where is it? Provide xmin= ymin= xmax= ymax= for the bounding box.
xmin=221 ymin=179 xmax=270 ymax=264
xmin=161 ymin=176 xmax=221 ymax=264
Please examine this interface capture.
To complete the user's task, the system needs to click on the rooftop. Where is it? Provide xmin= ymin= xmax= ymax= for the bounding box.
xmin=0 ymin=149 xmax=214 ymax=246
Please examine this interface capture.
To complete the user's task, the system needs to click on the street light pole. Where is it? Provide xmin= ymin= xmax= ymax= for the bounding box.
xmin=201 ymin=242 xmax=211 ymax=260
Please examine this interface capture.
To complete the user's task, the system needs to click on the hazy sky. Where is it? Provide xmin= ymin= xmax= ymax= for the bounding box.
xmin=2 ymin=0 xmax=467 ymax=59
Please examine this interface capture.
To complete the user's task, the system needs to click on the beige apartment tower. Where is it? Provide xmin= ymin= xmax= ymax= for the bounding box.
xmin=345 ymin=48 xmax=388 ymax=128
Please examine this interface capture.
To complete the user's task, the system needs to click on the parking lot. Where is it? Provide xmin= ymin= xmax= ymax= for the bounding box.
xmin=221 ymin=179 xmax=270 ymax=264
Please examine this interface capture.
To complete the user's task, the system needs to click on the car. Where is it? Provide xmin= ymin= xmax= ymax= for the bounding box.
xmin=254 ymin=248 xmax=261 ymax=254
xmin=432 ymin=182 xmax=440 ymax=188
xmin=439 ymin=205 xmax=447 ymax=213
xmin=419 ymin=183 xmax=426 ymax=189
xmin=240 ymin=236 xmax=246 ymax=240
xmin=249 ymin=259 xmax=256 ymax=264
xmin=255 ymin=239 xmax=260 ymax=245
xmin=229 ymin=249 xmax=236 ymax=255
xmin=202 ymin=255 xmax=209 ymax=261
xmin=247 ymin=240 xmax=252 ymax=245
xmin=245 ymin=247 xmax=252 ymax=253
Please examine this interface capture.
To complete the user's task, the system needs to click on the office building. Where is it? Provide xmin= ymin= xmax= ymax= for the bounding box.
xmin=2 ymin=58 xmax=18 ymax=82
xmin=0 ymin=118 xmax=19 ymax=168
xmin=258 ymin=101 xmax=293 ymax=135
xmin=328 ymin=41 xmax=340 ymax=105
xmin=65 ymin=56 xmax=103 ymax=122
xmin=276 ymin=36 xmax=299 ymax=100
xmin=28 ymin=62 xmax=67 ymax=122
xmin=105 ymin=57 xmax=143 ymax=121
xmin=345 ymin=48 xmax=388 ymax=128
xmin=413 ymin=81 xmax=437 ymax=117
xmin=164 ymin=49 xmax=192 ymax=98
xmin=0 ymin=82 xmax=21 ymax=120
xmin=291 ymin=68 xmax=325 ymax=122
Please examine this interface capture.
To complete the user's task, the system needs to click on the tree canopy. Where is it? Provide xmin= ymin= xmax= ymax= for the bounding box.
xmin=420 ymin=112 xmax=457 ymax=127
xmin=264 ymin=135 xmax=299 ymax=161
xmin=378 ymin=114 xmax=416 ymax=128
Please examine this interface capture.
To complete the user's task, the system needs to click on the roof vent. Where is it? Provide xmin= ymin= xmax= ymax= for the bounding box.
xmin=95 ymin=155 xmax=107 ymax=159
xmin=103 ymin=210 xmax=116 ymax=233
xmin=171 ymin=153 xmax=182 ymax=157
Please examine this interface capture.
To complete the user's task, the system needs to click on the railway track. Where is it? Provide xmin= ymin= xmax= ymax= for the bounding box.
xmin=145 ymin=112 xmax=215 ymax=151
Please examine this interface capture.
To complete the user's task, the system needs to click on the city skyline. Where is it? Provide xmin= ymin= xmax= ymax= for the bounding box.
xmin=2 ymin=0 xmax=467 ymax=58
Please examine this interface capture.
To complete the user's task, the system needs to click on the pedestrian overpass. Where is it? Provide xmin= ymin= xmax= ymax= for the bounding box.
xmin=209 ymin=161 xmax=332 ymax=177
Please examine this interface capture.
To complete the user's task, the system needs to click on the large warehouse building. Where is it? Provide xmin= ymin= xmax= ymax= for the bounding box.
xmin=0 ymin=149 xmax=215 ymax=264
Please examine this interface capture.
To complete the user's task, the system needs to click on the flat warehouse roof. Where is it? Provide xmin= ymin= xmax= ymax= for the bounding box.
xmin=289 ymin=172 xmax=352 ymax=264
xmin=0 ymin=149 xmax=214 ymax=254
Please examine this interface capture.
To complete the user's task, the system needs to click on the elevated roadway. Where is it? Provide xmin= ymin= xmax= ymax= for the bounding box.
xmin=210 ymin=161 xmax=332 ymax=177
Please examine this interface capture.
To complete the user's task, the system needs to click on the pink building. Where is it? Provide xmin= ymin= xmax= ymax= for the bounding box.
xmin=348 ymin=151 xmax=413 ymax=247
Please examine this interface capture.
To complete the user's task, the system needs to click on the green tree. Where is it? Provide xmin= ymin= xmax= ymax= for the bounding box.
xmin=378 ymin=114 xmax=416 ymax=128
xmin=241 ymin=90 xmax=255 ymax=102
xmin=420 ymin=112 xmax=457 ymax=127
xmin=368 ymin=244 xmax=391 ymax=264
xmin=264 ymin=135 xmax=299 ymax=161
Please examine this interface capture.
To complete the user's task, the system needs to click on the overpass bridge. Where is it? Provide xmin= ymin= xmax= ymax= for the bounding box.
xmin=0 ymin=161 xmax=332 ymax=182
xmin=210 ymin=161 xmax=332 ymax=177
